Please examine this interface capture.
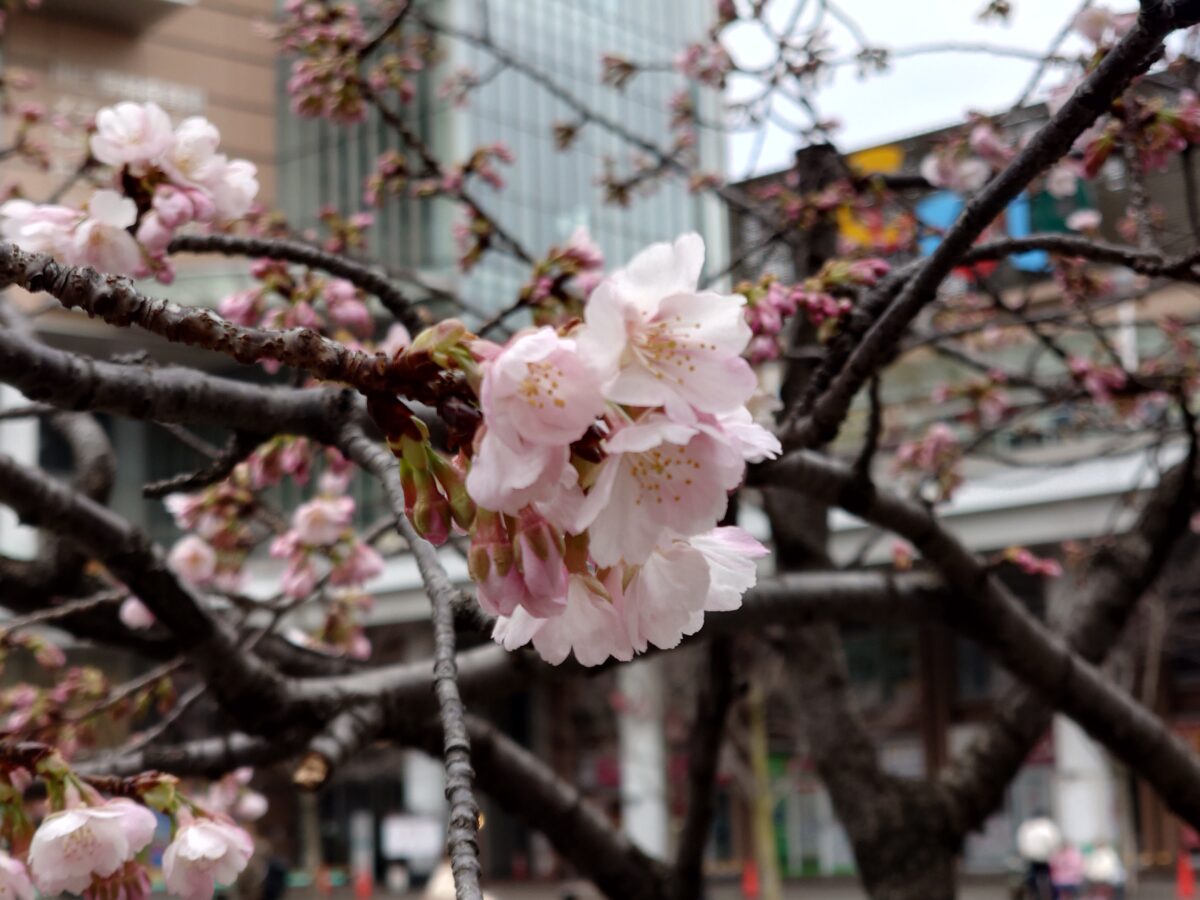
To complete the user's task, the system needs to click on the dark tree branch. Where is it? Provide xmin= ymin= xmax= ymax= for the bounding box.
xmin=755 ymin=448 xmax=1200 ymax=828
xmin=168 ymin=233 xmax=425 ymax=335
xmin=142 ymin=430 xmax=261 ymax=499
xmin=790 ymin=11 xmax=1194 ymax=447
xmin=671 ymin=636 xmax=735 ymax=900
xmin=462 ymin=715 xmax=668 ymax=900
xmin=341 ymin=426 xmax=483 ymax=900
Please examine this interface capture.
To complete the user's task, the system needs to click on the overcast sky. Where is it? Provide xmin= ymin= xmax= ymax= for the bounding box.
xmin=723 ymin=1 xmax=1109 ymax=178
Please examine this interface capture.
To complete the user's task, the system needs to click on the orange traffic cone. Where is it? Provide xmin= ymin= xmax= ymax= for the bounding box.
xmin=740 ymin=859 xmax=760 ymax=899
xmin=354 ymin=868 xmax=373 ymax=900
xmin=1179 ymin=851 xmax=1196 ymax=898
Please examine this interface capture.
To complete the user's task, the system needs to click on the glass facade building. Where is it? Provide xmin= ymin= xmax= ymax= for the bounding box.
xmin=276 ymin=0 xmax=726 ymax=315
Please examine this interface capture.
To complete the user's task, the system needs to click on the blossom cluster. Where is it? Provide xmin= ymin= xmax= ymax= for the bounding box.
xmin=0 ymin=102 xmax=257 ymax=283
xmin=517 ymin=226 xmax=606 ymax=325
xmin=219 ymin=261 xmax=377 ymax=367
xmin=273 ymin=0 xmax=433 ymax=125
xmin=738 ymin=257 xmax=890 ymax=363
xmin=893 ymin=422 xmax=963 ymax=502
xmin=0 ymin=762 xmax=255 ymax=900
xmin=447 ymin=234 xmax=778 ymax=665
xmin=1067 ymin=356 xmax=1129 ymax=404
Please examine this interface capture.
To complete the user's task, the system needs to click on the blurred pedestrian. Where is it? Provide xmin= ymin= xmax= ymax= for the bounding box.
xmin=1082 ymin=843 xmax=1125 ymax=900
xmin=1050 ymin=840 xmax=1083 ymax=898
xmin=1016 ymin=815 xmax=1061 ymax=900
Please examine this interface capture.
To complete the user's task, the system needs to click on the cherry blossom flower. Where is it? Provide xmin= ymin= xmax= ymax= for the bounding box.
xmin=0 ymin=199 xmax=77 ymax=257
xmin=577 ymin=233 xmax=757 ymax=421
xmin=575 ymin=414 xmax=745 ymax=566
xmin=292 ymin=496 xmax=354 ymax=546
xmin=235 ymin=792 xmax=268 ymax=822
xmin=168 ymin=535 xmax=217 ymax=586
xmin=29 ymin=800 xmax=157 ymax=895
xmin=493 ymin=573 xmax=634 ymax=667
xmin=465 ymin=426 xmax=573 ymax=518
xmin=210 ymin=159 xmax=259 ymax=221
xmin=479 ymin=327 xmax=606 ymax=449
xmin=89 ymin=101 xmax=173 ymax=170
xmin=160 ymin=116 xmax=223 ymax=188
xmin=72 ymin=190 xmax=141 ymax=274
xmin=118 ymin=597 xmax=156 ymax=631
xmin=0 ymin=852 xmax=33 ymax=900
xmin=329 ymin=540 xmax=384 ymax=587
xmin=162 ymin=818 xmax=254 ymax=900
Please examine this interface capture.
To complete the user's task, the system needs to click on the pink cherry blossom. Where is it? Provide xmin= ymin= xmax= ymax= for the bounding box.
xmin=118 ymin=597 xmax=156 ymax=631
xmin=493 ymin=573 xmax=634 ymax=666
xmin=162 ymin=818 xmax=254 ymax=900
xmin=621 ymin=539 xmax=711 ymax=652
xmin=577 ymin=233 xmax=756 ymax=420
xmin=0 ymin=851 xmax=33 ymax=900
xmin=680 ymin=526 xmax=769 ymax=635
xmin=152 ymin=185 xmax=195 ymax=228
xmin=327 ymin=294 xmax=373 ymax=335
xmin=72 ymin=190 xmax=141 ymax=275
xmin=576 ymin=415 xmax=745 ymax=566
xmin=168 ymin=535 xmax=217 ymax=586
xmin=209 ymin=159 xmax=259 ymax=221
xmin=29 ymin=799 xmax=157 ymax=895
xmin=280 ymin=557 xmax=318 ymax=599
xmin=234 ymin=792 xmax=268 ymax=822
xmin=161 ymin=116 xmax=223 ymax=188
xmin=0 ymin=199 xmax=78 ymax=258
xmin=89 ymin=101 xmax=173 ymax=169
xmin=479 ymin=327 xmax=606 ymax=448
xmin=329 ymin=540 xmax=384 ymax=586
xmin=465 ymin=426 xmax=572 ymax=517
xmin=292 ymin=496 xmax=354 ymax=546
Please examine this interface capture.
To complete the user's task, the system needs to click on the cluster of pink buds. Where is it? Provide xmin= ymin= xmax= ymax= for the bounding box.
xmin=931 ymin=371 xmax=1011 ymax=427
xmin=894 ymin=422 xmax=963 ymax=502
xmin=674 ymin=42 xmax=733 ymax=88
xmin=0 ymin=102 xmax=257 ymax=283
xmin=0 ymin=666 xmax=110 ymax=755
xmin=738 ymin=257 xmax=889 ymax=362
xmin=1053 ymin=258 xmax=1115 ymax=306
xmin=1001 ymin=546 xmax=1064 ymax=578
xmin=218 ymin=262 xmax=375 ymax=370
xmin=754 ymin=178 xmax=851 ymax=229
xmin=438 ymin=67 xmax=480 ymax=109
xmin=518 ymin=226 xmax=606 ymax=325
xmin=1067 ymin=356 xmax=1128 ymax=404
xmin=273 ymin=1 xmax=370 ymax=123
xmin=414 ymin=143 xmax=513 ymax=196
xmin=270 ymin=489 xmax=384 ymax=602
xmin=164 ymin=475 xmax=260 ymax=594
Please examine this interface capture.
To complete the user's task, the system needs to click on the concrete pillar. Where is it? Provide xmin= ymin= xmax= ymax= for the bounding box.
xmin=1053 ymin=714 xmax=1118 ymax=846
xmin=617 ymin=656 xmax=669 ymax=859
xmin=0 ymin=386 xmax=39 ymax=559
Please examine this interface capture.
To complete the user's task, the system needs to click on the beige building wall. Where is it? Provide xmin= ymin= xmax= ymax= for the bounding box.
xmin=3 ymin=0 xmax=277 ymax=205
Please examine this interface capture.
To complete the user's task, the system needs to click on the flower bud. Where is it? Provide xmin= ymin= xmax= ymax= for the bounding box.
xmin=428 ymin=449 xmax=476 ymax=530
